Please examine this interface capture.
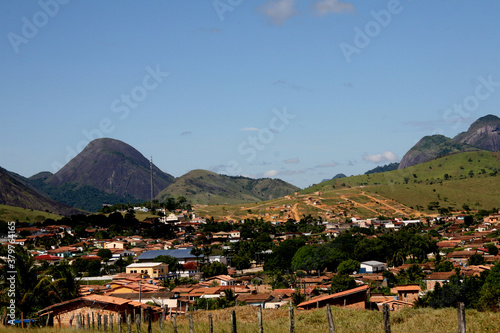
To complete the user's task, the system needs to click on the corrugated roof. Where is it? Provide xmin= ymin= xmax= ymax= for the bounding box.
xmin=137 ymin=248 xmax=197 ymax=260
xmin=297 ymin=285 xmax=369 ymax=308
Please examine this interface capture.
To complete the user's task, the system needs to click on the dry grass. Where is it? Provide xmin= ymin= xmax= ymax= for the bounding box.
xmin=4 ymin=306 xmax=500 ymax=332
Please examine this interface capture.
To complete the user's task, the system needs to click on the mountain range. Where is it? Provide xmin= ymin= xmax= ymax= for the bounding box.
xmin=0 ymin=114 xmax=498 ymax=215
xmin=2 ymin=138 xmax=299 ymax=213
xmin=399 ymin=115 xmax=500 ymax=169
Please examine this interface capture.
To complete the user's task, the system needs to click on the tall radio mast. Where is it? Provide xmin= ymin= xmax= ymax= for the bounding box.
xmin=150 ymin=156 xmax=154 ymax=211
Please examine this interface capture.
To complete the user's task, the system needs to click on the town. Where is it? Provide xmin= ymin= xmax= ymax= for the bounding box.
xmin=2 ymin=200 xmax=500 ymax=330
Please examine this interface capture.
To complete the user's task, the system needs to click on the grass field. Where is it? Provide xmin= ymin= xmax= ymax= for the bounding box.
xmin=4 ymin=306 xmax=500 ymax=332
xmin=0 ymin=204 xmax=61 ymax=222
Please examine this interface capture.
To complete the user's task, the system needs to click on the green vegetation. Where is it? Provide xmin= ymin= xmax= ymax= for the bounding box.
xmin=29 ymin=179 xmax=138 ymax=212
xmin=157 ymin=169 xmax=299 ymax=205
xmin=0 ymin=204 xmax=61 ymax=223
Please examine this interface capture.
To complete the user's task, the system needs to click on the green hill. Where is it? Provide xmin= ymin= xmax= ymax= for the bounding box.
xmin=0 ymin=204 xmax=61 ymax=223
xmin=305 ymin=151 xmax=500 ymax=213
xmin=157 ymin=169 xmax=300 ymax=205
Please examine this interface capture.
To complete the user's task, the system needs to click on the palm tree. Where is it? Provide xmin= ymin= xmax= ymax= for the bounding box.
xmin=190 ymin=247 xmax=203 ymax=272
xmin=0 ymin=247 xmax=46 ymax=317
xmin=391 ymin=250 xmax=406 ymax=267
xmin=42 ymin=264 xmax=80 ymax=302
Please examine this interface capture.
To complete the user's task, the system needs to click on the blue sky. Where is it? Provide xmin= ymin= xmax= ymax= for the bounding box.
xmin=1 ymin=0 xmax=499 ymax=188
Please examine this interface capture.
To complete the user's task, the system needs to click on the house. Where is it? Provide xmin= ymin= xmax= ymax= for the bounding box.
xmin=105 ymin=241 xmax=126 ymax=250
xmin=297 ymin=285 xmax=369 ymax=310
xmin=359 ymin=261 xmax=387 ymax=273
xmin=424 ymin=271 xmax=455 ymax=291
xmin=391 ymin=285 xmax=421 ymax=303
xmin=237 ymin=293 xmax=273 ymax=307
xmin=204 ymin=275 xmax=235 ymax=286
xmin=378 ymin=299 xmax=414 ymax=311
xmin=38 ymin=294 xmax=162 ymax=327
xmin=447 ymin=250 xmax=477 ymax=264
xmin=109 ymin=249 xmax=134 ymax=260
xmin=47 ymin=246 xmax=79 ymax=258
xmin=125 ymin=262 xmax=168 ymax=279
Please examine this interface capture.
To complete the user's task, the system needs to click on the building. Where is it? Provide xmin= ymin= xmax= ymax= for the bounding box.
xmin=136 ymin=248 xmax=197 ymax=264
xmin=125 ymin=262 xmax=168 ymax=279
xmin=297 ymin=285 xmax=369 ymax=310
xmin=359 ymin=261 xmax=387 ymax=273
xmin=38 ymin=294 xmax=162 ymax=328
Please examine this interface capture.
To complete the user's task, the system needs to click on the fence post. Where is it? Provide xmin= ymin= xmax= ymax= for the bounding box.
xmin=92 ymin=312 xmax=95 ymax=330
xmin=208 ymin=313 xmax=213 ymax=333
xmin=110 ymin=314 xmax=114 ymax=331
xmin=159 ymin=310 xmax=163 ymax=332
xmin=135 ymin=314 xmax=141 ymax=332
xmin=258 ymin=306 xmax=263 ymax=333
xmin=289 ymin=302 xmax=295 ymax=333
xmin=127 ymin=314 xmax=132 ymax=333
xmin=231 ymin=310 xmax=237 ymax=333
xmin=148 ymin=307 xmax=152 ymax=333
xmin=97 ymin=313 xmax=102 ymax=331
xmin=70 ymin=313 xmax=75 ymax=328
xmin=103 ymin=314 xmax=108 ymax=331
xmin=458 ymin=302 xmax=466 ymax=333
xmin=173 ymin=314 xmax=178 ymax=333
xmin=383 ymin=303 xmax=391 ymax=333
xmin=87 ymin=313 xmax=90 ymax=331
xmin=326 ymin=304 xmax=335 ymax=333
xmin=118 ymin=314 xmax=122 ymax=333
xmin=189 ymin=313 xmax=194 ymax=333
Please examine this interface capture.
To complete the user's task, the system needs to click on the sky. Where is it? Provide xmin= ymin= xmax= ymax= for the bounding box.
xmin=1 ymin=0 xmax=500 ymax=189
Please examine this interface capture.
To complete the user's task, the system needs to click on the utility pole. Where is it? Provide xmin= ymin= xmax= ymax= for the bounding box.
xmin=150 ymin=156 xmax=154 ymax=211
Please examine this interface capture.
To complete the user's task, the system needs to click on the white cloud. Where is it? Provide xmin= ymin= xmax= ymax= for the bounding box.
xmin=312 ymin=0 xmax=355 ymax=16
xmin=241 ymin=127 xmax=260 ymax=131
xmin=264 ymin=169 xmax=279 ymax=177
xmin=363 ymin=151 xmax=398 ymax=163
xmin=259 ymin=0 xmax=297 ymax=25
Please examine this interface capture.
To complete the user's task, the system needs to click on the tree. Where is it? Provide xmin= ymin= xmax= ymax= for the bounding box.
xmin=330 ymin=274 xmax=356 ymax=293
xmin=190 ymin=247 xmax=203 ymax=271
xmin=97 ymin=248 xmax=112 ymax=259
xmin=468 ymin=254 xmax=485 ymax=266
xmin=232 ymin=254 xmax=251 ymax=272
xmin=434 ymin=260 xmax=454 ymax=272
xmin=42 ymin=264 xmax=80 ymax=303
xmin=153 ymin=255 xmax=180 ymax=274
xmin=485 ymin=243 xmax=499 ymax=256
xmin=336 ymin=259 xmax=360 ymax=275
xmin=291 ymin=291 xmax=305 ymax=305
xmin=264 ymin=238 xmax=306 ymax=273
xmin=201 ymin=261 xmax=228 ymax=278
xmin=480 ymin=262 xmax=500 ymax=310
xmin=0 ymin=247 xmax=45 ymax=317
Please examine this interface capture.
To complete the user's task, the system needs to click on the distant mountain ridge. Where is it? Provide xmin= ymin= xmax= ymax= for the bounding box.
xmin=399 ymin=115 xmax=500 ymax=169
xmin=47 ymin=138 xmax=174 ymax=201
xmin=25 ymin=138 xmax=300 ymax=211
xmin=157 ymin=169 xmax=300 ymax=205
xmin=453 ymin=114 xmax=500 ymax=151
xmin=0 ymin=167 xmax=82 ymax=216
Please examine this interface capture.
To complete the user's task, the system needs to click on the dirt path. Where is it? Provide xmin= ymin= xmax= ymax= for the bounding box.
xmin=339 ymin=194 xmax=380 ymax=215
xmin=361 ymin=192 xmax=411 ymax=216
